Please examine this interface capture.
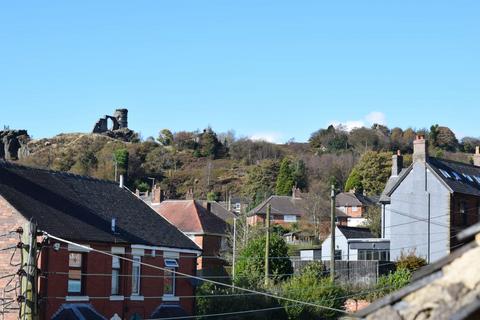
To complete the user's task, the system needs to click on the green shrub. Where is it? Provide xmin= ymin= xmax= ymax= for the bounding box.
xmin=235 ymin=233 xmax=293 ymax=286
xmin=195 ymin=282 xmax=287 ymax=320
xmin=281 ymin=275 xmax=346 ymax=320
xmin=396 ymin=251 xmax=427 ymax=272
xmin=368 ymin=268 xmax=411 ymax=301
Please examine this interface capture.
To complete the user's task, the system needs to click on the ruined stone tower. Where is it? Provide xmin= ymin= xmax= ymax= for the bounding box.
xmin=114 ymin=109 xmax=128 ymax=129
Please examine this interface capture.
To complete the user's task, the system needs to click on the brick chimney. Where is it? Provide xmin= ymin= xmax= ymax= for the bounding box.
xmin=413 ymin=135 xmax=428 ymax=163
xmin=474 ymin=146 xmax=480 ymax=167
xmin=186 ymin=188 xmax=194 ymax=200
xmin=392 ymin=150 xmax=404 ymax=176
xmin=151 ymin=185 xmax=163 ymax=204
xmin=203 ymin=200 xmax=212 ymax=213
xmin=292 ymin=186 xmax=302 ymax=199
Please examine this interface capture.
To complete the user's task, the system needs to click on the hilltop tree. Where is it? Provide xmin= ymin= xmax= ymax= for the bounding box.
xmin=157 ymin=129 xmax=174 ymax=146
xmin=292 ymin=159 xmax=308 ymax=190
xmin=430 ymin=125 xmax=458 ymax=151
xmin=242 ymin=160 xmax=280 ymax=209
xmin=276 ymin=158 xmax=295 ymax=195
xmin=309 ymin=125 xmax=348 ymax=153
xmin=198 ymin=127 xmax=224 ymax=158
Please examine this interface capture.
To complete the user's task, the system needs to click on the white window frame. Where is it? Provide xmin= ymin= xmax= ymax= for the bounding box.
xmin=163 ymin=259 xmax=178 ymax=297
xmin=284 ymin=215 xmax=297 ymax=223
xmin=351 ymin=206 xmax=359 ymax=212
xmin=111 ymin=255 xmax=121 ymax=296
xmin=131 ymin=256 xmax=141 ymax=296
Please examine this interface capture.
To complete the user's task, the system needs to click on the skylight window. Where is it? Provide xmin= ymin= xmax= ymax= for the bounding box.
xmin=474 ymin=176 xmax=480 ymax=184
xmin=452 ymin=172 xmax=462 ymax=181
xmin=439 ymin=169 xmax=451 ymax=179
xmin=463 ymin=174 xmax=474 ymax=182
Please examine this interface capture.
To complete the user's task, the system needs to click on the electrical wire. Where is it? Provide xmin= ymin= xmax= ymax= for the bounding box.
xmin=43 ymin=232 xmax=353 ymax=317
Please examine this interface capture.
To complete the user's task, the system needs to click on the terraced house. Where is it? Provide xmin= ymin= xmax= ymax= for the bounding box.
xmin=0 ymin=161 xmax=201 ymax=320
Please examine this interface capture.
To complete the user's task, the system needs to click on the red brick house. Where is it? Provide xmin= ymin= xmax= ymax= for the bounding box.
xmin=335 ymin=192 xmax=378 ymax=227
xmin=247 ymin=194 xmax=348 ymax=227
xmin=151 ymin=200 xmax=229 ymax=277
xmin=0 ymin=161 xmax=201 ymax=320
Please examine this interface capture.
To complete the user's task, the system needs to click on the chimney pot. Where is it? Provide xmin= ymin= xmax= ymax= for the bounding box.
xmin=474 ymin=146 xmax=480 ymax=167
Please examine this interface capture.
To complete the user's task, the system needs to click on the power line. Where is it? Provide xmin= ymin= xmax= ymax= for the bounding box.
xmin=43 ymin=232 xmax=353 ymax=317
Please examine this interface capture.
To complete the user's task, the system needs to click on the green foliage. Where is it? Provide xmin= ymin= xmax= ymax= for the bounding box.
xmin=281 ymin=275 xmax=346 ymax=320
xmin=309 ymin=125 xmax=349 ymax=153
xmin=368 ymin=268 xmax=411 ymax=301
xmin=157 ymin=129 xmax=174 ymax=146
xmin=350 ymin=151 xmax=392 ymax=195
xmin=136 ymin=181 xmax=150 ymax=192
xmin=344 ymin=168 xmax=363 ymax=193
xmin=396 ymin=251 xmax=427 ymax=272
xmin=195 ymin=282 xmax=287 ymax=320
xmin=114 ymin=148 xmax=129 ymax=174
xmin=430 ymin=124 xmax=458 ymax=151
xmin=361 ymin=205 xmax=381 ymax=237
xmin=235 ymin=233 xmax=293 ymax=286
xmin=276 ymin=158 xmax=295 ymax=196
xmin=198 ymin=127 xmax=224 ymax=158
xmin=292 ymin=159 xmax=308 ymax=190
xmin=242 ymin=160 xmax=280 ymax=209
xmin=300 ymin=261 xmax=325 ymax=278
xmin=78 ymin=150 xmax=98 ymax=175
xmin=207 ymin=191 xmax=219 ymax=202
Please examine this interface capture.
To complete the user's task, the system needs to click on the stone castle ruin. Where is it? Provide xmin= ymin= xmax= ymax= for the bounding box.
xmin=92 ymin=109 xmax=137 ymax=142
xmin=0 ymin=129 xmax=30 ymax=160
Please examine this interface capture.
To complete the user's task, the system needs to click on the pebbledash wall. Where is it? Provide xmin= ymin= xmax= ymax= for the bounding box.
xmin=0 ymin=195 xmax=198 ymax=320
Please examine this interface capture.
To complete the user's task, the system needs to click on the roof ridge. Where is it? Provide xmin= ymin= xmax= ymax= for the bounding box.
xmin=0 ymin=160 xmax=117 ymax=185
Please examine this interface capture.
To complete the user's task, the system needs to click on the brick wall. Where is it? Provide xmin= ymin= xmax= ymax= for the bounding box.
xmin=0 ymin=196 xmax=28 ymax=320
xmin=39 ymin=242 xmax=198 ymax=319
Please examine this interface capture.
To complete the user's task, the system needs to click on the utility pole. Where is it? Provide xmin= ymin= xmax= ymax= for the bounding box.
xmin=264 ymin=204 xmax=271 ymax=286
xmin=19 ymin=221 xmax=39 ymax=320
xmin=232 ymin=217 xmax=237 ymax=282
xmin=330 ymin=185 xmax=336 ymax=283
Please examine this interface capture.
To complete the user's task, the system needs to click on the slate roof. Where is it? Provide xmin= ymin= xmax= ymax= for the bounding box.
xmin=427 ymin=157 xmax=480 ymax=197
xmin=0 ymin=161 xmax=200 ymax=251
xmin=248 ymin=195 xmax=305 ymax=217
xmin=338 ymin=226 xmax=375 ymax=239
xmin=153 ymin=200 xmax=229 ymax=235
xmin=383 ymin=158 xmax=480 ymax=201
xmin=356 ymin=222 xmax=480 ymax=320
xmin=208 ymin=201 xmax=238 ymax=223
xmin=335 ymin=192 xmax=377 ymax=207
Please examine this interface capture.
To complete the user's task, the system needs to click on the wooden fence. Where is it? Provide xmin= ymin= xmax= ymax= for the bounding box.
xmin=291 ymin=258 xmax=395 ymax=287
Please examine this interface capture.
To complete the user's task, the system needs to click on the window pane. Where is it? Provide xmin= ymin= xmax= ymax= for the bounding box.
xmin=366 ymin=250 xmax=372 ymax=260
xmin=69 ymin=253 xmax=82 ymax=268
xmin=68 ymin=280 xmax=82 ymax=293
xmin=132 ymin=257 xmax=141 ymax=295
xmin=164 ymin=268 xmax=175 ymax=296
xmin=112 ymin=256 xmax=120 ymax=269
xmin=373 ymin=251 xmax=380 ymax=261
xmin=111 ymin=270 xmax=120 ymax=295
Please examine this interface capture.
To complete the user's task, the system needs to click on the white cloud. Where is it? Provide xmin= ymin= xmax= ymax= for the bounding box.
xmin=365 ymin=111 xmax=387 ymax=126
xmin=328 ymin=111 xmax=387 ymax=132
xmin=250 ymin=132 xmax=284 ymax=144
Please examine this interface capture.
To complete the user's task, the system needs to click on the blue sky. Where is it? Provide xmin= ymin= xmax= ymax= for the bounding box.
xmin=1 ymin=1 xmax=479 ymax=143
